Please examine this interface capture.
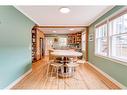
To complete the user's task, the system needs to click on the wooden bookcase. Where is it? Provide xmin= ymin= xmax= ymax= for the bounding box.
xmin=67 ymin=32 xmax=82 ymax=44
xmin=31 ymin=27 xmax=45 ymax=63
xmin=32 ymin=28 xmax=37 ymax=62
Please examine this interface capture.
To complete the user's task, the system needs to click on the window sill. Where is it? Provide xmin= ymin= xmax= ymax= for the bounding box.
xmin=95 ymin=54 xmax=127 ymax=67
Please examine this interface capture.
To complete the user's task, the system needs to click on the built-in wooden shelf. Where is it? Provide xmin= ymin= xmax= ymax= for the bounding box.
xmin=67 ymin=32 xmax=82 ymax=45
xmin=32 ymin=28 xmax=37 ymax=63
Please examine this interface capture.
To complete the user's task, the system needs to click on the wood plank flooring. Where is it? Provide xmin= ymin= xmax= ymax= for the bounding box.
xmin=12 ymin=56 xmax=109 ymax=89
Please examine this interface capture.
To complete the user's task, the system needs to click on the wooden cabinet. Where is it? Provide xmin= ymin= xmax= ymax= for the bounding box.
xmin=67 ymin=32 xmax=82 ymax=44
xmin=32 ymin=27 xmax=44 ymax=62
xmin=67 ymin=32 xmax=82 ymax=51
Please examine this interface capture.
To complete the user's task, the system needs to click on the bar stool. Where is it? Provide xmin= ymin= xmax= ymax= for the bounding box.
xmin=43 ymin=60 xmax=63 ymax=89
xmin=43 ymin=60 xmax=54 ymax=89
xmin=50 ymin=63 xmax=63 ymax=89
xmin=77 ymin=59 xmax=86 ymax=64
xmin=66 ymin=63 xmax=79 ymax=76
xmin=63 ymin=63 xmax=79 ymax=89
xmin=46 ymin=60 xmax=54 ymax=76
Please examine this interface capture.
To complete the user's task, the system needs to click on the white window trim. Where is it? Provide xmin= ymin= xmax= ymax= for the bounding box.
xmin=82 ymin=31 xmax=86 ymax=51
xmin=95 ymin=21 xmax=108 ymax=56
xmin=94 ymin=6 xmax=127 ymax=66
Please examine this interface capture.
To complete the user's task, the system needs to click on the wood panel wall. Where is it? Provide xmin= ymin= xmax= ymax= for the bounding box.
xmin=36 ymin=29 xmax=44 ymax=60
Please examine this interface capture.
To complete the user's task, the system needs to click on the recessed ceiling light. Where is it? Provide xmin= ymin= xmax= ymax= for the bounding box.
xmin=60 ymin=7 xmax=70 ymax=14
xmin=53 ymin=31 xmax=56 ymax=33
xmin=69 ymin=28 xmax=74 ymax=31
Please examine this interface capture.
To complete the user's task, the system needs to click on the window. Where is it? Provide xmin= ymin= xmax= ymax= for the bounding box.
xmin=95 ymin=22 xmax=108 ymax=56
xmin=95 ymin=8 xmax=127 ymax=62
xmin=82 ymin=32 xmax=86 ymax=51
xmin=109 ymin=13 xmax=127 ymax=61
xmin=59 ymin=37 xmax=67 ymax=47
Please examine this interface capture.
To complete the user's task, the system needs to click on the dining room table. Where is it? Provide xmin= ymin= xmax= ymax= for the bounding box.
xmin=51 ymin=49 xmax=82 ymax=77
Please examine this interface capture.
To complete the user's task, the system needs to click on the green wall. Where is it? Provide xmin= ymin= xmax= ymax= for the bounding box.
xmin=0 ymin=6 xmax=35 ymax=89
xmin=88 ymin=6 xmax=127 ymax=87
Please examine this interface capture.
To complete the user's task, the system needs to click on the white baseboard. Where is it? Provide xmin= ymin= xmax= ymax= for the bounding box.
xmin=5 ymin=69 xmax=32 ymax=89
xmin=87 ymin=62 xmax=126 ymax=89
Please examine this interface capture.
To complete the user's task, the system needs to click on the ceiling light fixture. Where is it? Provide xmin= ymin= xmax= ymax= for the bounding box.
xmin=53 ymin=31 xmax=56 ymax=33
xmin=60 ymin=7 xmax=70 ymax=14
xmin=69 ymin=28 xmax=74 ymax=31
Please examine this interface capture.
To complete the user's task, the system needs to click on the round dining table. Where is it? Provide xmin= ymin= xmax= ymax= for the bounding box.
xmin=51 ymin=50 xmax=82 ymax=77
xmin=51 ymin=50 xmax=82 ymax=57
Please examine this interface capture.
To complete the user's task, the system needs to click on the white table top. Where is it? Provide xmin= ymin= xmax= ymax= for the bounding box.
xmin=51 ymin=50 xmax=82 ymax=57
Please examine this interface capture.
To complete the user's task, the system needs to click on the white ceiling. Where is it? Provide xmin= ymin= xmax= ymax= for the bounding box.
xmin=15 ymin=6 xmax=114 ymax=34
xmin=39 ymin=28 xmax=85 ymax=34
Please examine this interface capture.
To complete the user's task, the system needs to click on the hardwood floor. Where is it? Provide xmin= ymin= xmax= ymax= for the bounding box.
xmin=12 ymin=56 xmax=109 ymax=89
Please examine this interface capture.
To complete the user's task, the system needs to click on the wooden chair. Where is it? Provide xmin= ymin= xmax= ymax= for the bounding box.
xmin=77 ymin=59 xmax=86 ymax=64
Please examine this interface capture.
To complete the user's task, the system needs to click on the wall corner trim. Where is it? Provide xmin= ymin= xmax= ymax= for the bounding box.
xmin=87 ymin=62 xmax=126 ymax=89
xmin=5 ymin=69 xmax=32 ymax=89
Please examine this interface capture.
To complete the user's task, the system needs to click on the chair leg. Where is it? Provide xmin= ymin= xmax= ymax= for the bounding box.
xmin=63 ymin=66 xmax=65 ymax=89
xmin=75 ymin=67 xmax=78 ymax=89
xmin=42 ymin=63 xmax=50 ymax=89
xmin=61 ymin=66 xmax=65 ymax=89
xmin=73 ymin=67 xmax=83 ymax=89
xmin=65 ymin=66 xmax=67 ymax=89
xmin=48 ymin=65 xmax=54 ymax=89
xmin=64 ymin=67 xmax=71 ymax=89
xmin=56 ymin=67 xmax=59 ymax=89
xmin=46 ymin=63 xmax=50 ymax=77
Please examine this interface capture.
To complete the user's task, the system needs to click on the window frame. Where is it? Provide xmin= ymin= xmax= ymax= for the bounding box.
xmin=94 ymin=7 xmax=127 ymax=65
xmin=82 ymin=31 xmax=86 ymax=51
xmin=59 ymin=37 xmax=67 ymax=47
xmin=95 ymin=20 xmax=108 ymax=56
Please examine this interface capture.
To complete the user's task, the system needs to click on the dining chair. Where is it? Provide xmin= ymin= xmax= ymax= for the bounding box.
xmin=77 ymin=59 xmax=86 ymax=64
xmin=43 ymin=60 xmax=54 ymax=89
xmin=50 ymin=62 xmax=63 ymax=89
xmin=66 ymin=63 xmax=79 ymax=76
xmin=64 ymin=62 xmax=80 ymax=89
xmin=43 ymin=60 xmax=63 ymax=89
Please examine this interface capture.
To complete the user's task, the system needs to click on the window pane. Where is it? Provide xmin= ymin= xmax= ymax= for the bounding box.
xmin=82 ymin=32 xmax=86 ymax=51
xmin=123 ymin=14 xmax=127 ymax=33
xmin=110 ymin=14 xmax=127 ymax=35
xmin=111 ymin=33 xmax=127 ymax=60
xmin=97 ymin=37 xmax=108 ymax=56
xmin=96 ymin=24 xmax=107 ymax=38
xmin=95 ymin=28 xmax=98 ymax=38
xmin=59 ymin=38 xmax=67 ymax=47
xmin=95 ymin=23 xmax=107 ymax=56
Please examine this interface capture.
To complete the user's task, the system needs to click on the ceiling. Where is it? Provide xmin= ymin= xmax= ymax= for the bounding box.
xmin=15 ymin=6 xmax=114 ymax=34
xmin=39 ymin=28 xmax=85 ymax=34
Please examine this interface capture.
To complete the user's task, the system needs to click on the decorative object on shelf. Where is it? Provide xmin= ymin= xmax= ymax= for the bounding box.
xmin=67 ymin=32 xmax=82 ymax=44
xmin=89 ymin=34 xmax=94 ymax=41
xmin=67 ymin=32 xmax=82 ymax=51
